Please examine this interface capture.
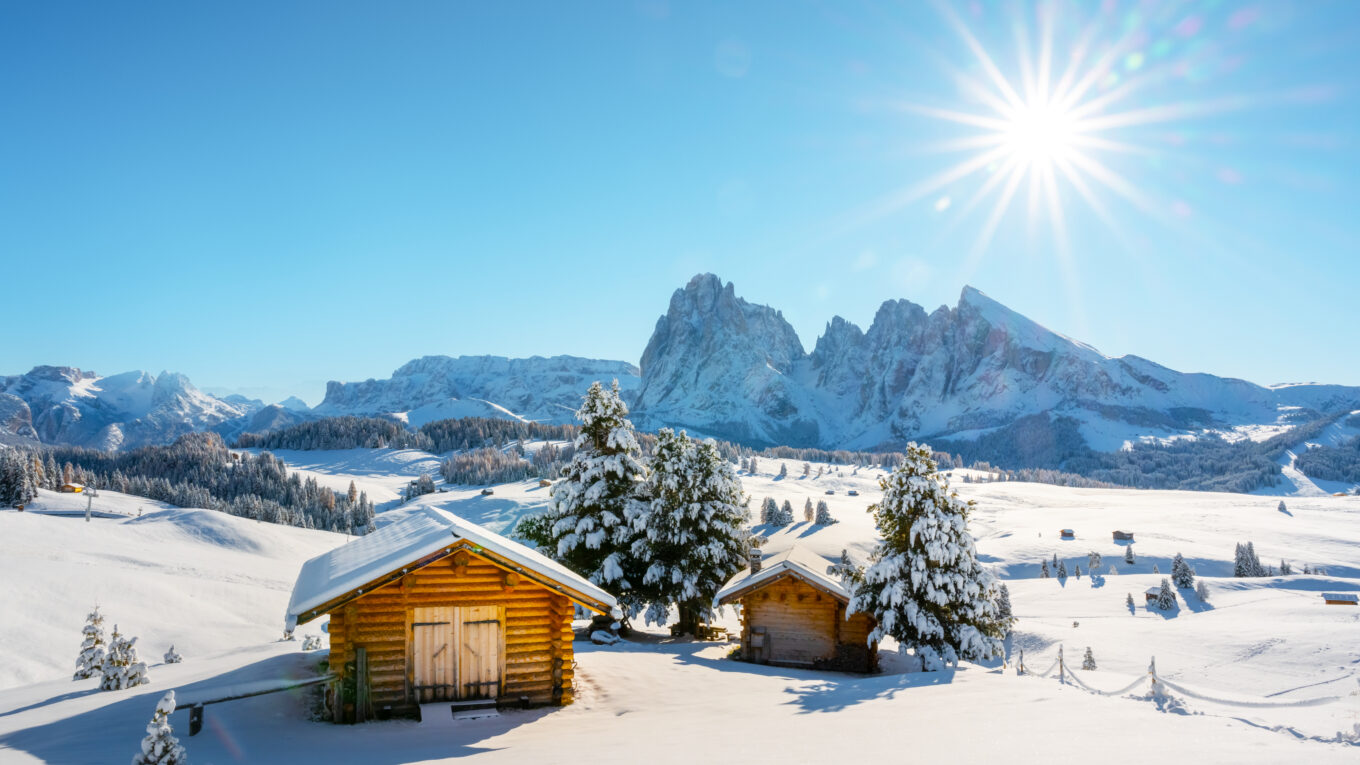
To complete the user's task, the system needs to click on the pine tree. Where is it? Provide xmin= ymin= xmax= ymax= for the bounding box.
xmin=1246 ymin=542 xmax=1264 ymax=576
xmin=1280 ymin=559 xmax=1292 ymax=575
xmin=1155 ymin=578 xmax=1176 ymax=611
xmin=801 ymin=462 xmax=811 ymax=477
xmin=996 ymin=583 xmax=1014 ymax=633
xmin=541 ymin=381 xmax=647 ymax=603
xmin=803 ymin=497 xmax=814 ymax=523
xmin=1194 ymin=580 xmax=1210 ymax=602
xmin=74 ymin=607 xmax=107 ymax=680
xmin=1277 ymin=500 xmax=1287 ymax=513
xmin=1126 ymin=592 xmax=1135 ymax=611
xmin=1124 ymin=546 xmax=1136 ymax=564
xmin=850 ymin=443 xmax=1004 ymax=669
xmin=814 ymin=500 xmax=836 ymax=525
xmin=1074 ymin=564 xmax=1082 ymax=579
xmin=630 ymin=431 xmax=748 ymax=633
xmin=163 ymin=645 xmax=182 ymax=664
xmin=1152 ymin=563 xmax=1160 ymax=574
xmin=827 ymin=548 xmax=861 ymax=586
xmin=1082 ymin=646 xmax=1097 ymax=671
xmin=1057 ymin=560 xmax=1068 ymax=582
xmin=778 ymin=463 xmax=788 ymax=479
xmin=100 ymin=625 xmax=149 ymax=690
xmin=760 ymin=497 xmax=778 ymax=525
xmin=779 ymin=499 xmax=795 ymax=526
xmin=1088 ymin=551 xmax=1102 ymax=571
xmin=1040 ymin=560 xmax=1050 ymax=578
xmin=749 ymin=457 xmax=759 ymax=475
xmin=132 ymin=691 xmax=187 ymax=765
xmin=1171 ymin=552 xmax=1195 ymax=588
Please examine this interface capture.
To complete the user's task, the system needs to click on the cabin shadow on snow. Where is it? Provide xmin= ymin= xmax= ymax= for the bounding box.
xmin=0 ymin=650 xmax=553 ymax=764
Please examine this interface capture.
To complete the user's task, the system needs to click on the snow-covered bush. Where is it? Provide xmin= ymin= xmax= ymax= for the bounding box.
xmin=132 ymin=691 xmax=186 ymax=765
xmin=803 ymin=498 xmax=814 ymax=523
xmin=162 ymin=645 xmax=182 ymax=664
xmin=74 ymin=606 xmax=107 ymax=680
xmin=1082 ymin=647 xmax=1097 ymax=671
xmin=540 ymin=380 xmax=647 ymax=610
xmin=629 ymin=429 xmax=748 ymax=633
xmin=1171 ymin=552 xmax=1195 ymax=589
xmin=301 ymin=634 xmax=323 ymax=651
xmin=1194 ymin=580 xmax=1210 ymax=603
xmin=100 ymin=625 xmax=149 ymax=690
xmin=814 ymin=499 xmax=836 ymax=525
xmin=1154 ymin=579 xmax=1176 ymax=611
xmin=850 ymin=443 xmax=1004 ymax=669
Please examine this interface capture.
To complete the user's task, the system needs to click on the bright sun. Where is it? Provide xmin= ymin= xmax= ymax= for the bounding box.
xmin=1002 ymin=101 xmax=1078 ymax=166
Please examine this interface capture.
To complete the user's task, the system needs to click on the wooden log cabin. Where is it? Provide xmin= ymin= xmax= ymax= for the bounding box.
xmin=286 ymin=506 xmax=617 ymax=721
xmin=716 ymin=546 xmax=877 ymax=673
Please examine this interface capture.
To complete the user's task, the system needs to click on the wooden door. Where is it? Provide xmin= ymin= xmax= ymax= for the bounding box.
xmin=456 ymin=605 xmax=503 ymax=700
xmin=412 ymin=606 xmax=455 ymax=703
xmin=748 ymin=583 xmax=837 ymax=665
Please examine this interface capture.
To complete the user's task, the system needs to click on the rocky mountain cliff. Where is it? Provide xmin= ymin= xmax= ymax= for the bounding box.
xmin=631 ymin=274 xmax=1360 ymax=450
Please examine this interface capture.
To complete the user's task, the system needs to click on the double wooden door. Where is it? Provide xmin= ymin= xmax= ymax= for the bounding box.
xmin=412 ymin=605 xmax=503 ymax=703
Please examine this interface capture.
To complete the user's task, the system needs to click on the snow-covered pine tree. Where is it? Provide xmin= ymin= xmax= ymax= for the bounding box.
xmin=827 ymin=548 xmax=861 ymax=586
xmin=1155 ymin=578 xmax=1176 ymax=611
xmin=803 ymin=497 xmax=814 ymax=523
xmin=1056 ymin=560 xmax=1068 ymax=582
xmin=1088 ymin=551 xmax=1102 ymax=571
xmin=1125 ymin=593 xmax=1135 ymax=611
xmin=801 ymin=462 xmax=810 ymax=477
xmin=1233 ymin=543 xmax=1249 ymax=577
xmin=814 ymin=499 xmax=836 ymax=525
xmin=849 ymin=443 xmax=1005 ymax=669
xmin=1040 ymin=560 xmax=1050 ymax=578
xmin=74 ymin=606 xmax=107 ymax=680
xmin=1074 ymin=564 xmax=1082 ymax=579
xmin=1194 ymin=580 xmax=1210 ymax=602
xmin=132 ymin=691 xmax=186 ymax=765
xmin=1246 ymin=542 xmax=1264 ymax=576
xmin=779 ymin=499 xmax=795 ymax=526
xmin=760 ymin=497 xmax=778 ymax=525
xmin=778 ymin=463 xmax=788 ymax=479
xmin=1280 ymin=559 xmax=1292 ymax=575
xmin=542 ymin=381 xmax=647 ymax=607
xmin=1171 ymin=552 xmax=1195 ymax=588
xmin=1277 ymin=500 xmax=1287 ymax=513
xmin=162 ymin=645 xmax=182 ymax=664
xmin=1052 ymin=553 xmax=1058 ymax=569
xmin=1151 ymin=563 xmax=1160 ymax=574
xmin=996 ymin=583 xmax=1014 ymax=633
xmin=749 ymin=457 xmax=759 ymax=475
xmin=100 ymin=625 xmax=149 ymax=690
xmin=1082 ymin=647 xmax=1097 ymax=671
xmin=1124 ymin=546 xmax=1136 ymax=564
xmin=630 ymin=431 xmax=748 ymax=634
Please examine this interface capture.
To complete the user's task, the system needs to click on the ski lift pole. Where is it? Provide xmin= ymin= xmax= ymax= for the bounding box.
xmin=85 ymin=493 xmax=92 ymax=523
xmin=1058 ymin=645 xmax=1064 ymax=685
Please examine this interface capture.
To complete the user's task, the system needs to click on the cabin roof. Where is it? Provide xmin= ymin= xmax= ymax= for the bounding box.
xmin=1321 ymin=592 xmax=1358 ymax=602
xmin=286 ymin=506 xmax=617 ymax=629
xmin=715 ymin=546 xmax=851 ymax=606
xmin=1145 ymin=586 xmax=1163 ymax=595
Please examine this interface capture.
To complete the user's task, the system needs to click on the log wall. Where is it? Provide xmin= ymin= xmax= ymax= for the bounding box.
xmin=738 ymin=576 xmax=877 ymax=673
xmin=327 ymin=550 xmax=576 ymax=717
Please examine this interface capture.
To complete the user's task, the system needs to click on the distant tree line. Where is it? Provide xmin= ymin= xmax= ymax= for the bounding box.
xmin=235 ymin=416 xmax=431 ymax=451
xmin=13 ymin=433 xmax=375 ymax=533
xmin=439 ymin=442 xmax=577 ymax=486
xmin=1295 ymin=435 xmax=1360 ymax=483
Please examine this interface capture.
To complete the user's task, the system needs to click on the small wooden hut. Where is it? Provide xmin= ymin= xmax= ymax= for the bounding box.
xmin=1144 ymin=586 xmax=1161 ymax=603
xmin=716 ymin=546 xmax=876 ymax=673
xmin=1112 ymin=530 xmax=1134 ymax=541
xmin=286 ymin=507 xmax=617 ymax=721
xmin=1059 ymin=529 xmax=1075 ymax=539
xmin=59 ymin=483 xmax=84 ymax=493
xmin=1321 ymin=593 xmax=1358 ymax=606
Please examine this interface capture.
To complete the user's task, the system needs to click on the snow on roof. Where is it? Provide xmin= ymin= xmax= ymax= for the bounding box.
xmin=286 ymin=506 xmax=616 ymax=629
xmin=715 ymin=545 xmax=850 ymax=605
xmin=1145 ymin=587 xmax=1162 ymax=595
xmin=1321 ymin=592 xmax=1358 ymax=602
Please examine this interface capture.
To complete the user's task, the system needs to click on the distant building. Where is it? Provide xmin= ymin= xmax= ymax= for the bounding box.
xmin=1112 ymin=530 xmax=1134 ymax=541
xmin=59 ymin=483 xmax=84 ymax=494
xmin=537 ymin=478 xmax=552 ymax=487
xmin=1059 ymin=529 xmax=1075 ymax=539
xmin=480 ymin=488 xmax=495 ymax=496
xmin=1321 ymin=593 xmax=1357 ymax=606
xmin=1144 ymin=587 xmax=1161 ymax=603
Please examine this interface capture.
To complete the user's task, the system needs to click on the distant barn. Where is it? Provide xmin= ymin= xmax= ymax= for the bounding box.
xmin=1112 ymin=530 xmax=1134 ymax=541
xmin=717 ymin=546 xmax=877 ymax=673
xmin=1059 ymin=529 xmax=1075 ymax=539
xmin=1321 ymin=593 xmax=1358 ymax=606
xmin=1144 ymin=586 xmax=1161 ymax=603
xmin=59 ymin=483 xmax=84 ymax=494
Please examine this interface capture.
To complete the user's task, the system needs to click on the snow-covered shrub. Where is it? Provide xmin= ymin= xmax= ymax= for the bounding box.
xmin=1040 ymin=560 xmax=1050 ymax=579
xmin=100 ymin=625 xmax=149 ymax=690
xmin=540 ymin=380 xmax=647 ymax=610
xmin=1154 ymin=579 xmax=1176 ymax=611
xmin=814 ymin=500 xmax=836 ymax=525
xmin=301 ymin=634 xmax=323 ymax=651
xmin=1194 ymin=580 xmax=1210 ymax=603
xmin=74 ymin=606 xmax=107 ymax=680
xmin=162 ymin=645 xmax=182 ymax=664
xmin=1171 ymin=552 xmax=1195 ymax=589
xmin=132 ymin=691 xmax=186 ymax=765
xmin=1082 ymin=647 xmax=1097 ymax=671
xmin=629 ymin=430 xmax=748 ymax=633
xmin=850 ymin=443 xmax=1005 ymax=669
xmin=803 ymin=498 xmax=814 ymax=523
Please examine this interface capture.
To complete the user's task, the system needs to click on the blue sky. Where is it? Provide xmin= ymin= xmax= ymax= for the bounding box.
xmin=3 ymin=1 xmax=1357 ymax=405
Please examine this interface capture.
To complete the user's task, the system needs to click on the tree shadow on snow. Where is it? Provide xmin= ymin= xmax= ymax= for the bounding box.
xmin=0 ymin=686 xmax=102 ymax=719
xmin=0 ymin=650 xmax=543 ymax=764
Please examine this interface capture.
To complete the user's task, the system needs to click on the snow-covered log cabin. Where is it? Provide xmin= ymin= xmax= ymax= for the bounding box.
xmin=286 ymin=507 xmax=617 ymax=721
xmin=716 ymin=546 xmax=877 ymax=673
